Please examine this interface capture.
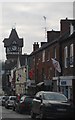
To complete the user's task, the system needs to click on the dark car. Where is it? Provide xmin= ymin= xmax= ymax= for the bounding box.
xmin=31 ymin=91 xmax=74 ymax=119
xmin=5 ymin=96 xmax=16 ymax=109
xmin=14 ymin=95 xmax=33 ymax=114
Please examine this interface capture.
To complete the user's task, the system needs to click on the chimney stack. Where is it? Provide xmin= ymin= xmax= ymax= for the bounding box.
xmin=60 ymin=18 xmax=70 ymax=35
xmin=33 ymin=42 xmax=39 ymax=52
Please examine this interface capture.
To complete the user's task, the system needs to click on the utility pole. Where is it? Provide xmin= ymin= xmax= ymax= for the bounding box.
xmin=43 ymin=16 xmax=47 ymax=42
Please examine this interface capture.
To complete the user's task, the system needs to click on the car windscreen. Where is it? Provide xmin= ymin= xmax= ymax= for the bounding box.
xmin=43 ymin=92 xmax=67 ymax=102
xmin=2 ymin=96 xmax=9 ymax=100
xmin=10 ymin=97 xmax=16 ymax=100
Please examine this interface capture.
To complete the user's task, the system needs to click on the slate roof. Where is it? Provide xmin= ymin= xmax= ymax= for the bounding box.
xmin=3 ymin=28 xmax=23 ymax=47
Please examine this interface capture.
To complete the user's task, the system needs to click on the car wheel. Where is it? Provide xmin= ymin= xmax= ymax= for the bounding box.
xmin=19 ymin=109 xmax=23 ymax=114
xmin=15 ymin=107 xmax=18 ymax=112
xmin=40 ymin=109 xmax=45 ymax=120
xmin=12 ymin=106 xmax=15 ymax=111
xmin=31 ymin=110 xmax=36 ymax=119
xmin=5 ymin=104 xmax=9 ymax=109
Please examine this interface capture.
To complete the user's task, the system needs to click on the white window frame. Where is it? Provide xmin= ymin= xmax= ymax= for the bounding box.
xmin=70 ymin=44 xmax=74 ymax=67
xmin=70 ymin=23 xmax=73 ymax=35
xmin=42 ymin=50 xmax=45 ymax=62
xmin=54 ymin=47 xmax=57 ymax=76
xmin=64 ymin=46 xmax=68 ymax=68
xmin=54 ymin=47 xmax=56 ymax=59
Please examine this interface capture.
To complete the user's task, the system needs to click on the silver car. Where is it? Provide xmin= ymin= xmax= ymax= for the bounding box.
xmin=5 ymin=96 xmax=16 ymax=109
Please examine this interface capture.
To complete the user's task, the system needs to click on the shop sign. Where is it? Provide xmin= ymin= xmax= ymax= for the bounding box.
xmin=61 ymin=81 xmax=66 ymax=86
xmin=60 ymin=80 xmax=72 ymax=86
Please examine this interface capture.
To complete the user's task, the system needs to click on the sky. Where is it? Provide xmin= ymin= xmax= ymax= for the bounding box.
xmin=0 ymin=0 xmax=74 ymax=61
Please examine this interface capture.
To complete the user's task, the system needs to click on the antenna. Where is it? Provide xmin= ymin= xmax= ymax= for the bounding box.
xmin=43 ymin=16 xmax=47 ymax=42
xmin=12 ymin=23 xmax=16 ymax=29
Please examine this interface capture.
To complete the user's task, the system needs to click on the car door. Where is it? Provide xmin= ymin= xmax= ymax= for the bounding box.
xmin=32 ymin=92 xmax=42 ymax=114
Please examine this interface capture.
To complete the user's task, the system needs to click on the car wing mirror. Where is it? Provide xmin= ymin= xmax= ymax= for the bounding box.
xmin=36 ymin=96 xmax=42 ymax=102
xmin=68 ymin=98 xmax=72 ymax=103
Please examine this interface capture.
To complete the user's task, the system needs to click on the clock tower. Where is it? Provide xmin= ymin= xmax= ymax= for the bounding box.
xmin=3 ymin=28 xmax=26 ymax=95
xmin=3 ymin=28 xmax=23 ymax=60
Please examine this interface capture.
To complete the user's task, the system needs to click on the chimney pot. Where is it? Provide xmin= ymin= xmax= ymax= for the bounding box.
xmin=33 ymin=42 xmax=39 ymax=51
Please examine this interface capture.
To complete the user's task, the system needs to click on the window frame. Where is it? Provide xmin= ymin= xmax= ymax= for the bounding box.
xmin=64 ymin=46 xmax=68 ymax=68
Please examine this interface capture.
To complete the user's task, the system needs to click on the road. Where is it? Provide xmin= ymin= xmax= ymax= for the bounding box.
xmin=0 ymin=106 xmax=31 ymax=120
xmin=1 ymin=105 xmax=72 ymax=120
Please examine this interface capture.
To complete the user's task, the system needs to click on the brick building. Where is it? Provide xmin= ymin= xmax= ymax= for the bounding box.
xmin=59 ymin=18 xmax=75 ymax=104
xmin=28 ymin=18 xmax=75 ymax=103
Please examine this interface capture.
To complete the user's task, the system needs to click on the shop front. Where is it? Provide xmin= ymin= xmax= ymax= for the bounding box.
xmin=60 ymin=78 xmax=72 ymax=99
xmin=53 ymin=76 xmax=73 ymax=100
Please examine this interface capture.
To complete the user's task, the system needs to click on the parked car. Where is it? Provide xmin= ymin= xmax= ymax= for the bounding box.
xmin=12 ymin=95 xmax=20 ymax=111
xmin=2 ymin=96 xmax=9 ymax=106
xmin=14 ymin=95 xmax=33 ymax=114
xmin=0 ymin=96 xmax=2 ymax=106
xmin=31 ymin=91 xmax=74 ymax=119
xmin=5 ymin=96 xmax=16 ymax=109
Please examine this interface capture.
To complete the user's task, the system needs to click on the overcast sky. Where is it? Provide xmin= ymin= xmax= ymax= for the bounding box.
xmin=0 ymin=1 xmax=74 ymax=61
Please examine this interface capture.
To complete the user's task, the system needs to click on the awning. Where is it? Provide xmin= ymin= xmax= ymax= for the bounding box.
xmin=36 ymin=82 xmax=44 ymax=86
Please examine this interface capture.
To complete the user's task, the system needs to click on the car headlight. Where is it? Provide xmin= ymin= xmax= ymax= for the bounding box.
xmin=43 ymin=103 xmax=52 ymax=107
xmin=20 ymin=101 xmax=23 ymax=103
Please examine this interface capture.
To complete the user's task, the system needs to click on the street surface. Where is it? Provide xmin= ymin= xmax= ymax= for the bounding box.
xmin=0 ymin=105 xmax=73 ymax=120
xmin=0 ymin=106 xmax=31 ymax=120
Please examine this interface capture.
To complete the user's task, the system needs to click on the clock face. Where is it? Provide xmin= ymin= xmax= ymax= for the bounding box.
xmin=12 ymin=45 xmax=17 ymax=51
